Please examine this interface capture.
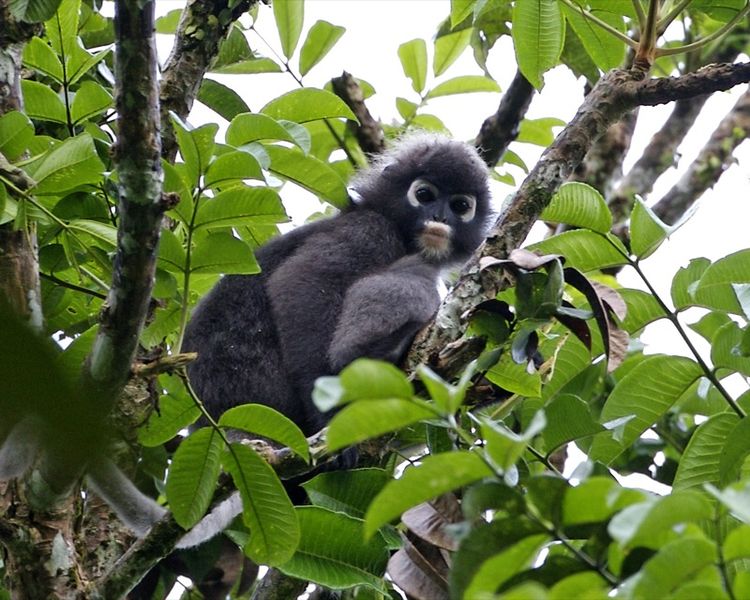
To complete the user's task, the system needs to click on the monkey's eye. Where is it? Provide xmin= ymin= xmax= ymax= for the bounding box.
xmin=407 ymin=179 xmax=439 ymax=208
xmin=450 ymin=195 xmax=477 ymax=221
xmin=415 ymin=186 xmax=436 ymax=203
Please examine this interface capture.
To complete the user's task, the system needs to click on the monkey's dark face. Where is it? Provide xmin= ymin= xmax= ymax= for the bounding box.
xmin=406 ymin=178 xmax=479 ymax=262
xmin=351 ymin=135 xmax=492 ymax=265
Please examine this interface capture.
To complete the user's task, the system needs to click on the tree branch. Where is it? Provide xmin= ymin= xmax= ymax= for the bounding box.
xmin=331 ymin=71 xmax=385 ymax=158
xmin=474 ymin=69 xmax=535 ymax=167
xmin=652 ymin=84 xmax=750 ymax=225
xmin=608 ymin=95 xmax=707 ymax=225
xmin=408 ymin=61 xmax=750 ymax=372
xmin=160 ymin=0 xmax=258 ymax=161
xmin=82 ymin=0 xmax=164 ymax=402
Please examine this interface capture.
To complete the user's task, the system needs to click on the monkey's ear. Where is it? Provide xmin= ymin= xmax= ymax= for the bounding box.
xmin=347 ymin=187 xmax=364 ymax=206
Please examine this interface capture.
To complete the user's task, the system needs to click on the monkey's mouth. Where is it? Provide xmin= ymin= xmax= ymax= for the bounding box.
xmin=418 ymin=221 xmax=452 ymax=260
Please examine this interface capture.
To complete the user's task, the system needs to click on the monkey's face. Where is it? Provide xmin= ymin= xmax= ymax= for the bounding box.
xmin=406 ymin=178 xmax=479 ymax=263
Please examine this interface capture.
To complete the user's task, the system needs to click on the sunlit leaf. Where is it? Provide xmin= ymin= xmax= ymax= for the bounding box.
xmin=398 ymin=39 xmax=428 ymax=94
xmin=512 ymin=0 xmax=564 ymax=88
xmin=273 ymin=0 xmax=304 ymax=59
xmin=299 ymin=20 xmax=345 ymax=76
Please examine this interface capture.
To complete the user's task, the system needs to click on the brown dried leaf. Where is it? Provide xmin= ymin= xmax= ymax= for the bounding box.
xmin=401 ymin=494 xmax=462 ymax=551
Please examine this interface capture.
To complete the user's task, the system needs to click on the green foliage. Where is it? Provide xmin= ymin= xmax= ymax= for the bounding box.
xmin=3 ymin=0 xmax=750 ymax=598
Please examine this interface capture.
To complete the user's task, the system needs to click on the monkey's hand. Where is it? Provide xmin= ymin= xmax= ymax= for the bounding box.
xmin=328 ymin=255 xmax=441 ymax=372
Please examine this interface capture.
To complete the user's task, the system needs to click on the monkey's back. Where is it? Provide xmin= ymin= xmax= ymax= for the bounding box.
xmin=182 ymin=208 xmax=407 ymax=434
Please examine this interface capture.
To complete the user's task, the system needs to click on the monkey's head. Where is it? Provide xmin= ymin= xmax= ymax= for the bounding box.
xmin=351 ymin=133 xmax=492 ymax=265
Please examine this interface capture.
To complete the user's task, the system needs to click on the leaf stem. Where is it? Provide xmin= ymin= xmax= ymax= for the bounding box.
xmin=629 ymin=259 xmax=746 ymax=418
xmin=556 ymin=0 xmax=639 ymax=49
xmin=656 ymin=2 xmax=750 ymax=57
xmin=632 ymin=0 xmax=647 ymax=29
xmin=656 ymin=0 xmax=693 ymax=33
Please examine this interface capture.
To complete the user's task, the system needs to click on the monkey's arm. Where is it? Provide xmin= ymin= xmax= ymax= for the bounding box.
xmin=328 ymin=255 xmax=441 ymax=372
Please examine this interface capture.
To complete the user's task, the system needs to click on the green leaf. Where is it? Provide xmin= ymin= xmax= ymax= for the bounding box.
xmin=527 ymin=230 xmax=628 ymax=272
xmin=561 ymin=4 xmax=626 ymax=72
xmin=339 ymin=359 xmax=413 ymax=402
xmin=138 ymin=375 xmax=201 ymax=446
xmin=464 ymin=534 xmax=549 ymax=597
xmin=30 ymin=134 xmax=104 ymax=195
xmin=425 ymin=75 xmax=500 ymax=99
xmin=706 ymin=480 xmax=750 ymax=523
xmin=194 ymin=188 xmax=287 ymax=230
xmin=157 ymin=230 xmax=187 ymax=275
xmin=190 ymin=233 xmax=259 ymax=275
xmin=434 ymin=27 xmax=473 ymax=76
xmin=46 ymin=0 xmax=80 ymax=61
xmin=299 ymin=20 xmax=345 ymax=76
xmin=21 ymin=80 xmax=67 ymax=123
xmin=0 ymin=111 xmax=34 ymax=160
xmin=633 ymin=537 xmax=717 ymax=598
xmin=23 ymin=37 xmax=64 ymax=81
xmin=302 ymin=469 xmax=390 ymax=518
xmin=155 ymin=9 xmax=182 ymax=34
xmin=197 ymin=79 xmax=251 ymax=121
xmin=712 ymin=321 xmax=750 ymax=377
xmin=273 ymin=0 xmax=304 ymax=59
xmin=398 ymin=39 xmax=428 ymax=94
xmin=719 ymin=415 xmax=750 ymax=486
xmin=67 ymin=47 xmax=110 ymax=86
xmin=213 ymin=24 xmax=254 ymax=67
xmin=563 ymin=477 xmax=645 ymax=526
xmin=68 ymin=219 xmax=117 ymax=249
xmin=278 ymin=507 xmax=389 ymax=593
xmin=70 ymin=81 xmax=112 ymax=124
xmin=673 ymin=413 xmax=741 ymax=491
xmin=219 ymin=404 xmax=310 ymax=462
xmin=226 ymin=113 xmax=296 ymax=148
xmin=327 ymin=398 xmax=435 ymax=452
xmin=517 ymin=117 xmax=565 ymax=146
xmin=672 ymin=258 xmax=710 ymax=310
xmin=364 ymin=452 xmax=493 ymax=538
xmin=483 ymin=411 xmax=546 ymax=471
xmin=694 ymin=249 xmax=750 ymax=316
xmin=486 ymin=349 xmax=542 ymax=397
xmin=541 ymin=181 xmax=612 ymax=233
xmin=619 ymin=288 xmax=664 ymax=333
xmin=10 ymin=0 xmax=63 ymax=22
xmin=543 ymin=394 xmax=604 ymax=452
xmin=590 ymin=355 xmax=702 ymax=464
xmin=630 ymin=197 xmax=669 ymax=259
xmin=261 ymin=88 xmax=355 ymax=123
xmin=450 ymin=517 xmax=547 ymax=598
xmin=171 ymin=116 xmax=218 ymax=189
xmin=212 ymin=58 xmax=283 ymax=74
xmin=265 ymin=145 xmax=348 ymax=207
xmin=512 ymin=0 xmax=564 ymax=89
xmin=166 ymin=427 xmax=223 ymax=529
xmin=609 ymin=491 xmax=714 ymax=547
xmin=451 ymin=0 xmax=476 ymax=27
xmin=225 ymin=443 xmax=299 ymax=565
xmin=724 ymin=524 xmax=750 ymax=561
xmin=204 ymin=151 xmax=265 ymax=188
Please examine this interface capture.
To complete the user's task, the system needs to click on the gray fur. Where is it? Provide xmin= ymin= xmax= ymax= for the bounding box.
xmin=182 ymin=133 xmax=491 ymax=435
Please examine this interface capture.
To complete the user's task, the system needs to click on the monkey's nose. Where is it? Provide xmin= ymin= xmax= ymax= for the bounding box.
xmin=432 ymin=214 xmax=448 ymax=223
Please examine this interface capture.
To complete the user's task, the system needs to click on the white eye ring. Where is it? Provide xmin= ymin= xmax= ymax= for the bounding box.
xmin=407 ymin=179 xmax=439 ymax=208
xmin=450 ymin=194 xmax=477 ymax=222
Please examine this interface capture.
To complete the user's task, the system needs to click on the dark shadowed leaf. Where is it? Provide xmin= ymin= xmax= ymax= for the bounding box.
xmin=278 ymin=506 xmax=389 ymax=592
xmin=225 ymin=443 xmax=299 ymax=565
